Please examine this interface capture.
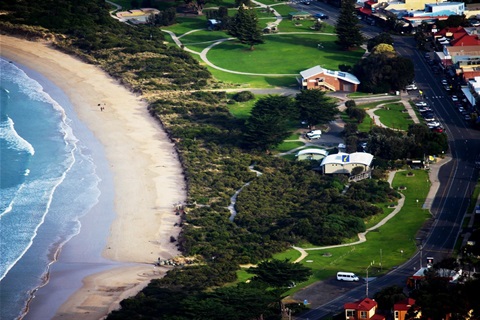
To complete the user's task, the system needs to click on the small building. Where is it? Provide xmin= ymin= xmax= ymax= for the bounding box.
xmin=344 ymin=297 xmax=385 ymax=320
xmin=288 ymin=11 xmax=312 ymax=20
xmin=207 ymin=19 xmax=221 ymax=30
xmin=299 ymin=66 xmax=360 ymax=92
xmin=296 ymin=148 xmax=329 ymax=161
xmin=320 ymin=152 xmax=374 ymax=175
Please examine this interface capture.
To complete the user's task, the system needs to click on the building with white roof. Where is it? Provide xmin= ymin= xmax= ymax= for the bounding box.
xmin=296 ymin=148 xmax=329 ymax=161
xmin=298 ymin=66 xmax=360 ymax=92
xmin=320 ymin=152 xmax=374 ymax=175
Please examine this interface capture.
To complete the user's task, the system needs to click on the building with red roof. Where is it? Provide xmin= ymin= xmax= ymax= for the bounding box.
xmin=344 ymin=297 xmax=385 ymax=320
xmin=393 ymin=298 xmax=418 ymax=320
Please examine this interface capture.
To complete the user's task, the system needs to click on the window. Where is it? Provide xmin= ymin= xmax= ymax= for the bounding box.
xmin=346 ymin=310 xmax=355 ymax=317
xmin=394 ymin=311 xmax=399 ymax=319
xmin=360 ymin=311 xmax=367 ymax=319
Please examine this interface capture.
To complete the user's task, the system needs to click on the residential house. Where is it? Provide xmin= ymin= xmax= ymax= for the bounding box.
xmin=393 ymin=298 xmax=417 ymax=320
xmin=299 ymin=66 xmax=360 ymax=92
xmin=344 ymin=297 xmax=385 ymax=320
xmin=320 ymin=152 xmax=373 ymax=175
xmin=115 ymin=8 xmax=160 ymax=24
xmin=296 ymin=148 xmax=329 ymax=161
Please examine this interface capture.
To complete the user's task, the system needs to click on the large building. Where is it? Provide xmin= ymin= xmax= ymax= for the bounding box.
xmin=320 ymin=152 xmax=374 ymax=175
xmin=299 ymin=66 xmax=360 ymax=92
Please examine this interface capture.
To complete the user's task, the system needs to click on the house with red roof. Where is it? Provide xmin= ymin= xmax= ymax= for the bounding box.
xmin=344 ymin=297 xmax=385 ymax=320
xmin=393 ymin=298 xmax=418 ymax=320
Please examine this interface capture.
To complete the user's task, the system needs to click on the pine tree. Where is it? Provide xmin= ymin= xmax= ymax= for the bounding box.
xmin=229 ymin=5 xmax=264 ymax=50
xmin=335 ymin=0 xmax=364 ymax=50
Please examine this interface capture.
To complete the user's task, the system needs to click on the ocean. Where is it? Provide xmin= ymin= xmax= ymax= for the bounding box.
xmin=0 ymin=57 xmax=109 ymax=319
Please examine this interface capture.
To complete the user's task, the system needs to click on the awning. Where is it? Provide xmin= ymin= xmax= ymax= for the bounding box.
xmin=461 ymin=87 xmax=476 ymax=106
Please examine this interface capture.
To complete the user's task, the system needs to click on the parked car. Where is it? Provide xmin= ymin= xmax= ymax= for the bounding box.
xmin=308 ymin=134 xmax=321 ymax=140
xmin=314 ymin=12 xmax=329 ymax=19
xmin=431 ymin=127 xmax=444 ymax=133
xmin=451 ymin=95 xmax=459 ymax=102
xmin=464 ymin=114 xmax=472 ymax=121
xmin=423 ymin=115 xmax=436 ymax=122
xmin=415 ymin=101 xmax=428 ymax=107
xmin=427 ymin=121 xmax=441 ymax=128
xmin=418 ymin=107 xmax=432 ymax=113
xmin=306 ymin=129 xmax=322 ymax=138
xmin=444 ymin=85 xmax=451 ymax=91
xmin=458 ymin=106 xmax=465 ymax=113
xmin=441 ymin=79 xmax=448 ymax=86
xmin=405 ymin=84 xmax=418 ymax=90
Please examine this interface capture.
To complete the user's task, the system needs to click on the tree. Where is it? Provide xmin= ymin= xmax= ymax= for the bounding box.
xmin=353 ymin=52 xmax=414 ymax=93
xmin=295 ymin=89 xmax=338 ymax=128
xmin=335 ymin=0 xmax=364 ymax=50
xmin=247 ymin=259 xmax=312 ymax=287
xmin=228 ymin=6 xmax=264 ymax=50
xmin=244 ymin=95 xmax=294 ymax=150
xmin=371 ymin=43 xmax=396 ymax=56
xmin=373 ymin=285 xmax=407 ymax=312
xmin=184 ymin=0 xmax=208 ymax=15
xmin=367 ymin=32 xmax=394 ymax=52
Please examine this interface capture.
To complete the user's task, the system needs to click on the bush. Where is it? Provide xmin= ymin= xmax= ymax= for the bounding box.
xmin=232 ymin=91 xmax=255 ymax=102
xmin=345 ymin=100 xmax=356 ymax=109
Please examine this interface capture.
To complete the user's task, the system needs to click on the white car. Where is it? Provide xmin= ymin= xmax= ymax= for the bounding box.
xmin=427 ymin=121 xmax=440 ymax=128
xmin=306 ymin=130 xmax=322 ymax=138
xmin=415 ymin=101 xmax=428 ymax=107
xmin=451 ymin=95 xmax=459 ymax=102
xmin=308 ymin=134 xmax=322 ymax=140
xmin=458 ymin=107 xmax=465 ymax=113
xmin=441 ymin=79 xmax=448 ymax=86
xmin=406 ymin=84 xmax=418 ymax=91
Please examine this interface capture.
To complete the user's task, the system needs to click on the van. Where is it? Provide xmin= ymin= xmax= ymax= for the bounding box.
xmin=336 ymin=272 xmax=359 ymax=282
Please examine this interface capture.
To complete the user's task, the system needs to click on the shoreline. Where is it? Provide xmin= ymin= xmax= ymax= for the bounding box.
xmin=0 ymin=35 xmax=186 ymax=319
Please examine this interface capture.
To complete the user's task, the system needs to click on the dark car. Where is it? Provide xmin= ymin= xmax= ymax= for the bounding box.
xmin=314 ymin=13 xmax=329 ymax=19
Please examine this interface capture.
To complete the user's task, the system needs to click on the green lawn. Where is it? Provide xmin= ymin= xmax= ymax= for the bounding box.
xmin=282 ymin=170 xmax=431 ymax=290
xmin=374 ymin=102 xmax=414 ymax=131
xmin=207 ymin=33 xmax=363 ymax=74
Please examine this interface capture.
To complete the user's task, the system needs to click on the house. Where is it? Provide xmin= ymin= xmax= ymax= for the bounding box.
xmin=393 ymin=298 xmax=418 ymax=320
xmin=320 ymin=152 xmax=374 ymax=175
xmin=115 ymin=8 xmax=160 ymax=24
xmin=344 ymin=297 xmax=385 ymax=320
xmin=296 ymin=148 xmax=329 ymax=161
xmin=299 ymin=66 xmax=360 ymax=92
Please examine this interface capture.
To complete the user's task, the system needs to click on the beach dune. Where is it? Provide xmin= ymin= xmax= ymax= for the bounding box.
xmin=0 ymin=35 xmax=186 ymax=319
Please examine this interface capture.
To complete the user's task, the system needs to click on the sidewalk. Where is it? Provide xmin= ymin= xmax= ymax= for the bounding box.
xmin=423 ymin=155 xmax=452 ymax=211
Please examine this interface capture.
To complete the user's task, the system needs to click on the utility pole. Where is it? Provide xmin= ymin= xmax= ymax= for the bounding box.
xmin=366 ymin=262 xmax=373 ymax=298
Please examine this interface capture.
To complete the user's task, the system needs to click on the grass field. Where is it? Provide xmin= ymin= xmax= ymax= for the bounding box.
xmin=374 ymin=102 xmax=414 ymax=131
xmin=206 ymin=33 xmax=362 ymax=74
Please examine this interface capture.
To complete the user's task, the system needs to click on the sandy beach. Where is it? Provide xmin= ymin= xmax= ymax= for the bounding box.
xmin=0 ymin=35 xmax=186 ymax=319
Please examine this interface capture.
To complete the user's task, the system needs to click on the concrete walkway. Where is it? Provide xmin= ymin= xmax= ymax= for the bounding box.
xmin=365 ymin=99 xmax=420 ymax=129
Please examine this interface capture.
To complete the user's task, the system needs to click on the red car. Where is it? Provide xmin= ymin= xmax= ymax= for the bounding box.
xmin=431 ymin=127 xmax=444 ymax=133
